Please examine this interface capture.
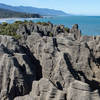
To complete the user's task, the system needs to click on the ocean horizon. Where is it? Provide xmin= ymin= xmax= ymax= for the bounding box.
xmin=0 ymin=16 xmax=100 ymax=36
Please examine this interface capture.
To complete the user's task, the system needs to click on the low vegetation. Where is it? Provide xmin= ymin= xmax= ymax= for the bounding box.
xmin=36 ymin=22 xmax=50 ymax=26
xmin=64 ymin=27 xmax=69 ymax=32
xmin=0 ymin=20 xmax=70 ymax=39
xmin=0 ymin=22 xmax=20 ymax=39
xmin=0 ymin=20 xmax=35 ymax=39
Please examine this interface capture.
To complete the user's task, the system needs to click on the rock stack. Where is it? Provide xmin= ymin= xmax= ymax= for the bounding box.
xmin=0 ymin=23 xmax=100 ymax=100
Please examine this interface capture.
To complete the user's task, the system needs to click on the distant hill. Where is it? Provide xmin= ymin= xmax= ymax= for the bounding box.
xmin=0 ymin=3 xmax=69 ymax=16
xmin=0 ymin=8 xmax=41 ymax=18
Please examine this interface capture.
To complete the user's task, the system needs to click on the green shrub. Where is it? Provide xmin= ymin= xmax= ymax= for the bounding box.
xmin=0 ymin=21 xmax=21 ymax=39
xmin=14 ymin=21 xmax=23 ymax=24
xmin=36 ymin=22 xmax=49 ymax=26
xmin=36 ymin=22 xmax=42 ymax=25
xmin=64 ymin=27 xmax=69 ymax=32
xmin=49 ymin=32 xmax=53 ymax=37
xmin=42 ymin=22 xmax=49 ymax=26
xmin=24 ymin=20 xmax=28 ymax=23
xmin=13 ymin=34 xmax=21 ymax=40
xmin=29 ymin=20 xmax=33 ymax=23
xmin=2 ymin=22 xmax=8 ymax=26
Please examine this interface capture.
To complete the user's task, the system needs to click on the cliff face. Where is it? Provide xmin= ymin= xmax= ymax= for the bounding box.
xmin=0 ymin=23 xmax=100 ymax=100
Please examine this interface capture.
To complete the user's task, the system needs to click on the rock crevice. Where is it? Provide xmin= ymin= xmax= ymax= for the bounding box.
xmin=0 ymin=24 xmax=100 ymax=100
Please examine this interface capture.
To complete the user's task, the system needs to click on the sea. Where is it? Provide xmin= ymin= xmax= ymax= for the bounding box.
xmin=0 ymin=16 xmax=100 ymax=36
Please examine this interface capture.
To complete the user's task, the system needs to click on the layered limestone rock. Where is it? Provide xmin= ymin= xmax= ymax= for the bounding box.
xmin=0 ymin=24 xmax=100 ymax=100
xmin=26 ymin=31 xmax=100 ymax=89
xmin=16 ymin=22 xmax=68 ymax=37
xmin=14 ymin=78 xmax=66 ymax=100
xmin=0 ymin=36 xmax=42 ymax=100
xmin=67 ymin=80 xmax=100 ymax=100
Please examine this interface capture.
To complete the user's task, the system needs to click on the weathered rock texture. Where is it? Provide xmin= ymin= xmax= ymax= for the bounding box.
xmin=0 ymin=35 xmax=42 ymax=100
xmin=0 ymin=23 xmax=100 ymax=100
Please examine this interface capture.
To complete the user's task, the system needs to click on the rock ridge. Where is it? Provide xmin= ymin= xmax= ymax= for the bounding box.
xmin=0 ymin=23 xmax=100 ymax=100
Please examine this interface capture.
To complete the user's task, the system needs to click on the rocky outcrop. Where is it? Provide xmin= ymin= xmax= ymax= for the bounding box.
xmin=14 ymin=78 xmax=66 ymax=100
xmin=24 ymin=31 xmax=100 ymax=99
xmin=70 ymin=24 xmax=81 ymax=40
xmin=67 ymin=80 xmax=100 ymax=100
xmin=0 ymin=23 xmax=100 ymax=100
xmin=0 ymin=36 xmax=42 ymax=100
xmin=16 ymin=22 xmax=69 ymax=37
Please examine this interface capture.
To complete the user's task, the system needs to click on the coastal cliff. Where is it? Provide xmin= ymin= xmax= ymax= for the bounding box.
xmin=0 ymin=22 xmax=100 ymax=100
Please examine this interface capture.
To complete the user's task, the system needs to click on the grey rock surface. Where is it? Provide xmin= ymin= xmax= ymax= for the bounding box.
xmin=0 ymin=35 xmax=42 ymax=100
xmin=67 ymin=80 xmax=100 ymax=100
xmin=14 ymin=78 xmax=66 ymax=100
xmin=0 ymin=24 xmax=100 ymax=100
xmin=16 ymin=22 xmax=69 ymax=37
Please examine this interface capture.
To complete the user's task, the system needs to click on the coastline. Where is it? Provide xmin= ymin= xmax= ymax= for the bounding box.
xmin=0 ymin=16 xmax=100 ymax=36
xmin=0 ymin=17 xmax=42 ymax=23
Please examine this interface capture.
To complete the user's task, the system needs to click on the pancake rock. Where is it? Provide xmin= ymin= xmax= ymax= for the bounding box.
xmin=0 ymin=23 xmax=100 ymax=100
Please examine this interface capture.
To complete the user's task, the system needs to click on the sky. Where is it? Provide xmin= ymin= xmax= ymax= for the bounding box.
xmin=0 ymin=0 xmax=100 ymax=15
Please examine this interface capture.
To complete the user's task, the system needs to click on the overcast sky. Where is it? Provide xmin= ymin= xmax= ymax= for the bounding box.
xmin=0 ymin=0 xmax=100 ymax=15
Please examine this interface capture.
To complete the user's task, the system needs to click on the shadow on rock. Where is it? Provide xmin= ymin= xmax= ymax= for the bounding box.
xmin=21 ymin=45 xmax=43 ymax=80
xmin=64 ymin=53 xmax=100 ymax=96
xmin=8 ymin=45 xmax=43 ymax=100
xmin=64 ymin=53 xmax=80 ymax=80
